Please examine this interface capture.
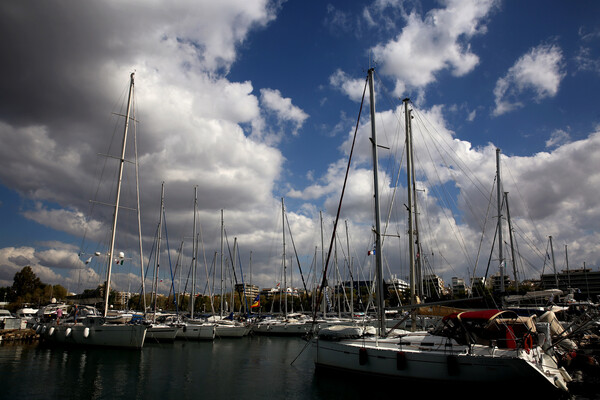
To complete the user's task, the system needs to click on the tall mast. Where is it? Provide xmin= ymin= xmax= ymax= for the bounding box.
xmin=133 ymin=107 xmax=146 ymax=314
xmin=504 ymin=192 xmax=518 ymax=290
xmin=152 ymin=182 xmax=165 ymax=321
xmin=403 ymin=98 xmax=416 ymax=331
xmin=345 ymin=220 xmax=353 ymax=318
xmin=550 ymin=235 xmax=558 ymax=287
xmin=496 ymin=148 xmax=505 ymax=293
xmin=565 ymin=244 xmax=570 ymax=288
xmin=220 ymin=209 xmax=224 ymax=318
xmin=232 ymin=237 xmax=237 ymax=313
xmin=334 ymin=226 xmax=340 ymax=317
xmin=282 ymin=198 xmax=288 ymax=318
xmin=367 ymin=68 xmax=386 ymax=334
xmin=320 ymin=211 xmax=326 ymax=317
xmin=191 ymin=186 xmax=198 ymax=317
xmin=408 ymin=107 xmax=423 ymax=301
xmin=103 ymin=72 xmax=134 ymax=318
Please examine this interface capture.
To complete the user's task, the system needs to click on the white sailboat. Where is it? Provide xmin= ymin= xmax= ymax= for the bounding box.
xmin=145 ymin=182 xmax=178 ymax=343
xmin=173 ymin=187 xmax=215 ymax=340
xmin=207 ymin=211 xmax=250 ymax=338
xmin=39 ymin=73 xmax=146 ymax=348
xmin=252 ymin=198 xmax=313 ymax=336
xmin=312 ymin=68 xmax=571 ymax=394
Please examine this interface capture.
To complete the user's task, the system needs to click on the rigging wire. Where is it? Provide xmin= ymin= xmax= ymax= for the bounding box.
xmin=470 ymin=178 xmax=498 ymax=284
xmin=313 ymin=73 xmax=369 ymax=323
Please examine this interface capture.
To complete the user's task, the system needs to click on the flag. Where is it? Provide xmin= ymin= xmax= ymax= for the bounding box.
xmin=367 ymin=243 xmax=376 ymax=256
xmin=251 ymin=295 xmax=260 ymax=308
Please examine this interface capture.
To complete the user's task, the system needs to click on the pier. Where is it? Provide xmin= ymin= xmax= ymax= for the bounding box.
xmin=0 ymin=329 xmax=39 ymax=343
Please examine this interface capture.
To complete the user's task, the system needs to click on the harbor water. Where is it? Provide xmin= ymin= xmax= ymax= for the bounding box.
xmin=0 ymin=336 xmax=349 ymax=400
xmin=1 ymin=335 xmax=598 ymax=400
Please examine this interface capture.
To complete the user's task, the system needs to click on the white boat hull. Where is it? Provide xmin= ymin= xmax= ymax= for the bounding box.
xmin=38 ymin=321 xmax=146 ymax=349
xmin=313 ymin=335 xmax=570 ymax=393
xmin=252 ymin=320 xmax=312 ymax=336
xmin=175 ymin=323 xmax=215 ymax=340
xmin=215 ymin=324 xmax=250 ymax=337
xmin=146 ymin=324 xmax=178 ymax=342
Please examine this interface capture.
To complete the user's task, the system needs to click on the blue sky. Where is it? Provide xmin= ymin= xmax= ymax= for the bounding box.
xmin=0 ymin=0 xmax=599 ymax=297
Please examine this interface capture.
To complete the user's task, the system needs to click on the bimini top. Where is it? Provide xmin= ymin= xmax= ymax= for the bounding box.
xmin=443 ymin=309 xmax=519 ymax=323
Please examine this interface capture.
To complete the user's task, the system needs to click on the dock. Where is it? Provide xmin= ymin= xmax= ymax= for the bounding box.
xmin=0 ymin=329 xmax=39 ymax=343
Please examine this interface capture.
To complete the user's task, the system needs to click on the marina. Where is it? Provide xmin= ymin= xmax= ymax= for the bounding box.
xmin=2 ymin=2 xmax=600 ymax=400
xmin=1 ymin=66 xmax=599 ymax=398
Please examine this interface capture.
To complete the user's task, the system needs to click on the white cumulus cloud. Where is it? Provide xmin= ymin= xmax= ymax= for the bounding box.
xmin=370 ymin=0 xmax=498 ymax=95
xmin=493 ymin=44 xmax=566 ymax=116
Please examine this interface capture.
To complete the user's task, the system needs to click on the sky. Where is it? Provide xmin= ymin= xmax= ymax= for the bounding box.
xmin=0 ymin=0 xmax=599 ymax=298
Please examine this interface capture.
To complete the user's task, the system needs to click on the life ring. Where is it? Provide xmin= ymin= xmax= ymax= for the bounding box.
xmin=523 ymin=333 xmax=533 ymax=354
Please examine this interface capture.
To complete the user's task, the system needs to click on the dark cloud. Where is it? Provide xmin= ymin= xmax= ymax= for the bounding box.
xmin=8 ymin=255 xmax=30 ymax=266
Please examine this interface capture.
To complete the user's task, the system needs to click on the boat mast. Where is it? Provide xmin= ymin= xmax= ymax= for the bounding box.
xmin=345 ymin=220 xmax=353 ymax=318
xmin=496 ymin=148 xmax=505 ymax=293
xmin=403 ymin=98 xmax=417 ymax=331
xmin=191 ymin=186 xmax=198 ymax=318
xmin=282 ymin=198 xmax=288 ymax=318
xmin=220 ymin=209 xmax=224 ymax=318
xmin=408 ymin=107 xmax=423 ymax=301
xmin=504 ymin=191 xmax=518 ymax=290
xmin=153 ymin=182 xmax=165 ymax=321
xmin=367 ymin=68 xmax=386 ymax=334
xmin=565 ymin=244 xmax=571 ymax=288
xmin=549 ymin=235 xmax=558 ymax=287
xmin=133 ymin=110 xmax=147 ymax=314
xmin=320 ymin=211 xmax=326 ymax=317
xmin=232 ymin=237 xmax=237 ymax=313
xmin=103 ymin=72 xmax=134 ymax=318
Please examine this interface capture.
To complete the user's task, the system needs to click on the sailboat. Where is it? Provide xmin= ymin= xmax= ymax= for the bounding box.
xmin=312 ymin=68 xmax=571 ymax=394
xmin=38 ymin=73 xmax=147 ymax=349
xmin=173 ymin=187 xmax=215 ymax=340
xmin=145 ymin=182 xmax=178 ymax=342
xmin=209 ymin=211 xmax=250 ymax=338
xmin=252 ymin=198 xmax=313 ymax=336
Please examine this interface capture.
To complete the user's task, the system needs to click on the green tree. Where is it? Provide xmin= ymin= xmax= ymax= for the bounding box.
xmin=51 ymin=284 xmax=68 ymax=300
xmin=12 ymin=266 xmax=43 ymax=299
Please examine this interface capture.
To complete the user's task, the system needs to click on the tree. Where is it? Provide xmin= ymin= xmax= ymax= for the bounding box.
xmin=12 ymin=266 xmax=43 ymax=298
xmin=45 ymin=284 xmax=68 ymax=301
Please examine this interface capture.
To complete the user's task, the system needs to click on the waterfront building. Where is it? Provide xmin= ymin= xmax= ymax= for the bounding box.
xmin=540 ymin=267 xmax=600 ymax=302
xmin=422 ymin=274 xmax=445 ymax=299
xmin=235 ymin=283 xmax=260 ymax=301
xmin=260 ymin=286 xmax=301 ymax=299
xmin=116 ymin=291 xmax=132 ymax=307
xmin=451 ymin=277 xmax=468 ymax=297
xmin=490 ymin=273 xmax=510 ymax=293
xmin=387 ymin=275 xmax=409 ymax=296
